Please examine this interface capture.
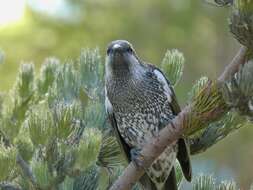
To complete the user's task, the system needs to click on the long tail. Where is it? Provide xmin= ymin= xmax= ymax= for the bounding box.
xmin=139 ymin=174 xmax=157 ymax=190
xmin=162 ymin=167 xmax=177 ymax=190
xmin=139 ymin=168 xmax=177 ymax=190
xmin=177 ymin=138 xmax=192 ymax=182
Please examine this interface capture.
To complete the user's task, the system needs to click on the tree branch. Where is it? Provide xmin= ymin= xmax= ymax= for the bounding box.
xmin=0 ymin=129 xmax=38 ymax=189
xmin=16 ymin=154 xmax=38 ymax=189
xmin=0 ymin=182 xmax=22 ymax=190
xmin=218 ymin=46 xmax=247 ymax=82
xmin=189 ymin=113 xmax=244 ymax=155
xmin=0 ymin=129 xmax=11 ymax=147
xmin=109 ymin=46 xmax=248 ymax=190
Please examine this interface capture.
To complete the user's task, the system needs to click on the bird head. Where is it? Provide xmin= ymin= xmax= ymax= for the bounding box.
xmin=105 ymin=40 xmax=141 ymax=77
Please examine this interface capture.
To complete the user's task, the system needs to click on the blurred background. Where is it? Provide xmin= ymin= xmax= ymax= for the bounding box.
xmin=0 ymin=0 xmax=252 ymax=188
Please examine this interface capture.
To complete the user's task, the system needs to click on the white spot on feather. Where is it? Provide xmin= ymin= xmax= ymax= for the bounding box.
xmin=113 ymin=44 xmax=121 ymax=49
xmin=154 ymin=69 xmax=172 ymax=102
xmin=105 ymin=87 xmax=113 ymax=113
xmin=105 ymin=56 xmax=113 ymax=79
xmin=147 ymin=144 xmax=178 ymax=188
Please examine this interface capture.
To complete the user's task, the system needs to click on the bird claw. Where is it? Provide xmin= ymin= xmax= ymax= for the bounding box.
xmin=130 ymin=148 xmax=145 ymax=168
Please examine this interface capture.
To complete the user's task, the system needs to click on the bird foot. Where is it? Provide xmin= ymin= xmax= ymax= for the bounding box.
xmin=130 ymin=148 xmax=145 ymax=169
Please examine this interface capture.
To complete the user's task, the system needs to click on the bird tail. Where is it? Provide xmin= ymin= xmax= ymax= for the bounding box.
xmin=139 ymin=173 xmax=157 ymax=190
xmin=177 ymin=138 xmax=192 ymax=182
xmin=162 ymin=167 xmax=178 ymax=190
xmin=139 ymin=168 xmax=178 ymax=190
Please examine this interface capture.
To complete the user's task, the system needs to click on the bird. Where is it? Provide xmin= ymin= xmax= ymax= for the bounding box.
xmin=105 ymin=40 xmax=192 ymax=190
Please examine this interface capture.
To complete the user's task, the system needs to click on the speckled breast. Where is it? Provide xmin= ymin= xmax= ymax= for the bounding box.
xmin=111 ymin=74 xmax=174 ymax=148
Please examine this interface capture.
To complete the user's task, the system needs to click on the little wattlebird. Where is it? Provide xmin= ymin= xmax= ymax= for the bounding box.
xmin=105 ymin=40 xmax=192 ymax=190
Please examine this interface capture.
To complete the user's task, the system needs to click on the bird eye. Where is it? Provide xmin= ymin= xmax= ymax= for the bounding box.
xmin=127 ymin=47 xmax=133 ymax=54
xmin=107 ymin=48 xmax=112 ymax=55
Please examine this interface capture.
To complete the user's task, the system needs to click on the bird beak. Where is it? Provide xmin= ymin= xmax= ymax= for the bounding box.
xmin=109 ymin=44 xmax=125 ymax=57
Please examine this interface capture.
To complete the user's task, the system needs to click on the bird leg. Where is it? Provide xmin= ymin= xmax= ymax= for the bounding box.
xmin=130 ymin=148 xmax=145 ymax=169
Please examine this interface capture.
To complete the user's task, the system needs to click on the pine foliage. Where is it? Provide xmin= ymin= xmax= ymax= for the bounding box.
xmin=0 ymin=48 xmax=113 ymax=190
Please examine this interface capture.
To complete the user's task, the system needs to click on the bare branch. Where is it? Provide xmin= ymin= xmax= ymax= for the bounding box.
xmin=0 ymin=182 xmax=22 ymax=190
xmin=16 ymin=154 xmax=37 ymax=187
xmin=218 ymin=46 xmax=247 ymax=82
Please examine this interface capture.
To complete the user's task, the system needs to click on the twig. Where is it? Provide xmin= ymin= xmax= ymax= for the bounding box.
xmin=109 ymin=46 xmax=247 ymax=190
xmin=0 ymin=129 xmax=11 ymax=147
xmin=0 ymin=128 xmax=38 ymax=189
xmin=0 ymin=182 xmax=22 ymax=190
xmin=218 ymin=46 xmax=247 ymax=82
xmin=189 ymin=118 xmax=244 ymax=155
xmin=16 ymin=154 xmax=38 ymax=188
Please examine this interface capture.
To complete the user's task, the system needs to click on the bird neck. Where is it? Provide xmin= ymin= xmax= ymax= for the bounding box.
xmin=105 ymin=65 xmax=146 ymax=103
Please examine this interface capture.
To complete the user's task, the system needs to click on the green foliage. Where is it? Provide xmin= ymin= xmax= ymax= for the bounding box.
xmin=192 ymin=175 xmax=238 ymax=190
xmin=31 ymin=160 xmax=50 ymax=187
xmin=59 ymin=177 xmax=74 ymax=190
xmin=83 ymin=100 xmax=106 ymax=129
xmin=53 ymin=102 xmax=81 ymax=140
xmin=1 ymin=115 xmax=20 ymax=143
xmin=54 ymin=63 xmax=79 ymax=102
xmin=193 ymin=175 xmax=216 ymax=190
xmin=161 ymin=49 xmax=185 ymax=86
xmin=97 ymin=132 xmax=125 ymax=169
xmin=188 ymin=76 xmax=209 ymax=102
xmin=78 ymin=48 xmax=104 ymax=99
xmin=73 ymin=128 xmax=102 ymax=170
xmin=14 ymin=128 xmax=34 ymax=162
xmin=0 ymin=64 xmax=35 ymax=142
xmin=27 ymin=103 xmax=54 ymax=146
xmin=13 ymin=64 xmax=35 ymax=102
xmin=0 ymin=145 xmax=17 ymax=181
xmin=0 ymin=48 xmax=107 ymax=189
xmin=188 ymin=75 xmax=247 ymax=154
xmin=37 ymin=58 xmax=60 ymax=96
xmin=223 ymin=60 xmax=253 ymax=118
xmin=217 ymin=181 xmax=237 ymax=190
xmin=235 ymin=0 xmax=253 ymax=12
xmin=186 ymin=81 xmax=227 ymax=135
xmin=0 ymin=44 xmax=252 ymax=189
xmin=175 ymin=161 xmax=183 ymax=187
xmin=190 ymin=111 xmax=246 ymax=154
xmin=230 ymin=0 xmax=253 ymax=49
xmin=73 ymin=165 xmax=99 ymax=190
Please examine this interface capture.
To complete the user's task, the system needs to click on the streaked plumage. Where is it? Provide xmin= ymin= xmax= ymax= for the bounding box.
xmin=105 ymin=40 xmax=191 ymax=190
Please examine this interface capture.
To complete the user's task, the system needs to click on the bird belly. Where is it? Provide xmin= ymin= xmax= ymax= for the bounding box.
xmin=115 ymin=112 xmax=159 ymax=148
xmin=115 ymin=111 xmax=178 ymax=189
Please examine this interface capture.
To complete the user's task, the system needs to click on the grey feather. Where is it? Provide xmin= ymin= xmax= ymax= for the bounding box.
xmin=105 ymin=40 xmax=192 ymax=189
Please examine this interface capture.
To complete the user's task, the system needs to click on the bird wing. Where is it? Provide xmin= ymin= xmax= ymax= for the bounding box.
xmin=105 ymin=89 xmax=131 ymax=162
xmin=105 ymin=87 xmax=158 ymax=190
xmin=163 ymin=167 xmax=178 ymax=190
xmin=147 ymin=63 xmax=192 ymax=182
